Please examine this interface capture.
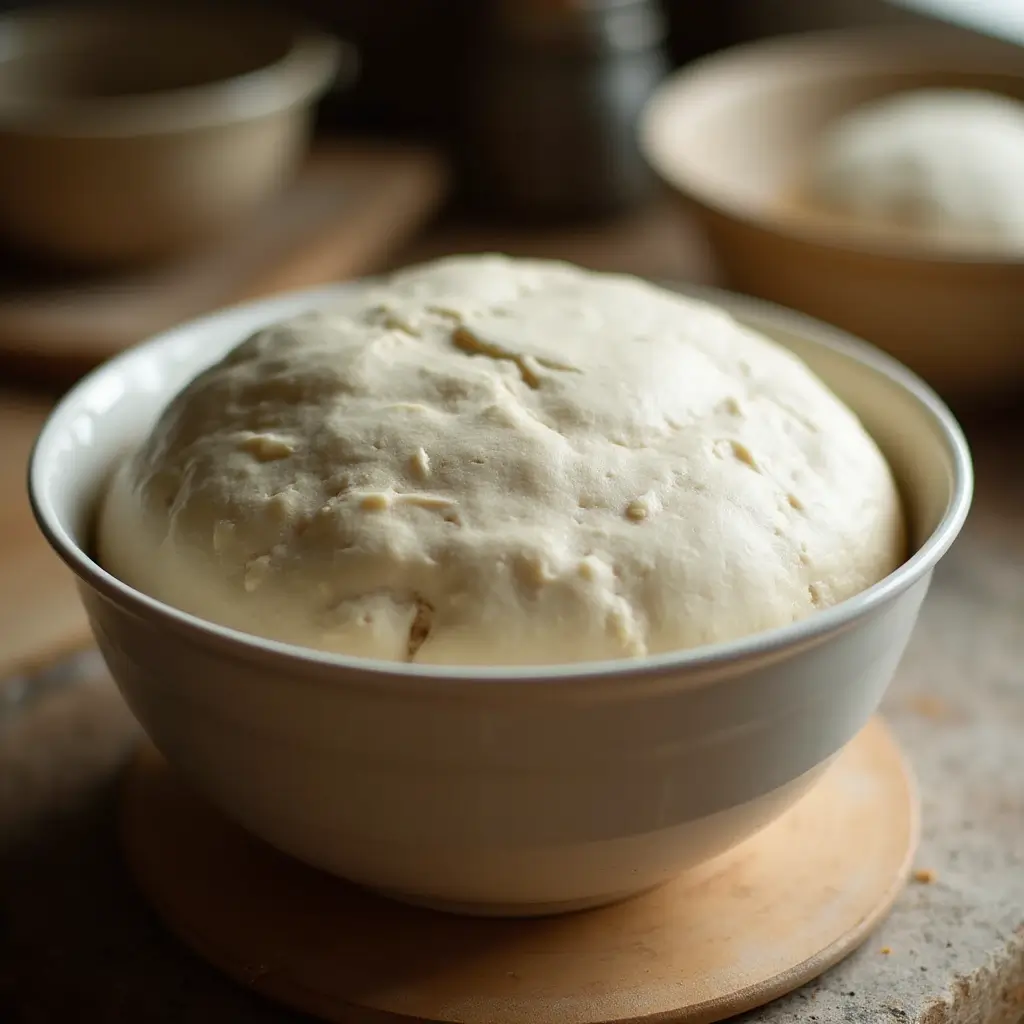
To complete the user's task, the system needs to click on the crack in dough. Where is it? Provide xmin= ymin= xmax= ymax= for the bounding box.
xmin=451 ymin=324 xmax=580 ymax=390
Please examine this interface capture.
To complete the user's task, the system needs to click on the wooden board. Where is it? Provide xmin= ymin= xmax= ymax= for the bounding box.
xmin=392 ymin=194 xmax=720 ymax=284
xmin=0 ymin=141 xmax=448 ymax=380
xmin=0 ymin=396 xmax=92 ymax=680
xmin=120 ymin=717 xmax=918 ymax=1024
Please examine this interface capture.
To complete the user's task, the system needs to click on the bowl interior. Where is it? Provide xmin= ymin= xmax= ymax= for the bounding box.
xmin=0 ymin=10 xmax=299 ymax=103
xmin=32 ymin=282 xmax=964 ymax=613
xmin=641 ymin=28 xmax=1024 ymax=242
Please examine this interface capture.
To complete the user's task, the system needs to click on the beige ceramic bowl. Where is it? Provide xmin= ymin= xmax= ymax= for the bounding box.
xmin=29 ymin=280 xmax=971 ymax=917
xmin=640 ymin=27 xmax=1024 ymax=400
xmin=0 ymin=8 xmax=350 ymax=268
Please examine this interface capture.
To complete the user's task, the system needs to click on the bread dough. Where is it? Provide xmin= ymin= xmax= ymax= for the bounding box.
xmin=808 ymin=89 xmax=1024 ymax=248
xmin=98 ymin=255 xmax=904 ymax=666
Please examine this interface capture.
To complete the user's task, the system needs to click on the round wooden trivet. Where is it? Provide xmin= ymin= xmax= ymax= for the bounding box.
xmin=120 ymin=716 xmax=917 ymax=1024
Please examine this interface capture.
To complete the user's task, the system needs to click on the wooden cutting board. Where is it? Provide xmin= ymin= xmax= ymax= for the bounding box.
xmin=0 ymin=141 xmax=448 ymax=381
xmin=0 ymin=395 xmax=92 ymax=680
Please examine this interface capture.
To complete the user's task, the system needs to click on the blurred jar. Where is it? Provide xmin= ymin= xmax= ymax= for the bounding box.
xmin=461 ymin=0 xmax=670 ymax=221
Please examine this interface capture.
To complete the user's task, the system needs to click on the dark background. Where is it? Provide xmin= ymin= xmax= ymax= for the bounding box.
xmin=0 ymin=0 xmax=928 ymax=142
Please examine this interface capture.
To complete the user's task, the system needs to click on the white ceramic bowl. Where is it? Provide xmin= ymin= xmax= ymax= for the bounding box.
xmin=29 ymin=281 xmax=971 ymax=917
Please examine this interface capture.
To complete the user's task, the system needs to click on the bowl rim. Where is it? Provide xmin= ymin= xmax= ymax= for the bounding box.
xmin=28 ymin=278 xmax=973 ymax=687
xmin=0 ymin=7 xmax=354 ymax=137
xmin=639 ymin=24 xmax=1024 ymax=268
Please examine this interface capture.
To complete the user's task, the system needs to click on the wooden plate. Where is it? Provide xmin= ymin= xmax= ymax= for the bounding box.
xmin=120 ymin=716 xmax=918 ymax=1024
xmin=0 ymin=141 xmax=448 ymax=380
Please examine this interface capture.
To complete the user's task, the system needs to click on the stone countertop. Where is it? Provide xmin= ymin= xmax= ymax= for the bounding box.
xmin=0 ymin=412 xmax=1021 ymax=1024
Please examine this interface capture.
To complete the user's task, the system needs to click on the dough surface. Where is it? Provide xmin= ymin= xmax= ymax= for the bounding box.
xmin=807 ymin=89 xmax=1024 ymax=248
xmin=98 ymin=255 xmax=904 ymax=665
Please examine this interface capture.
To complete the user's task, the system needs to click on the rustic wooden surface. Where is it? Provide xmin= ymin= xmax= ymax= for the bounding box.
xmin=0 ymin=395 xmax=91 ymax=680
xmin=0 ymin=141 xmax=448 ymax=381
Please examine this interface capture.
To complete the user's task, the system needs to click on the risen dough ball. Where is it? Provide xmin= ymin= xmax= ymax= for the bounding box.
xmin=808 ymin=89 xmax=1024 ymax=248
xmin=98 ymin=255 xmax=904 ymax=666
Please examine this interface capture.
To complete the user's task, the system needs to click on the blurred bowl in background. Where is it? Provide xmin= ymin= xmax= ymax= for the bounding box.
xmin=0 ymin=7 xmax=353 ymax=269
xmin=640 ymin=27 xmax=1024 ymax=400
